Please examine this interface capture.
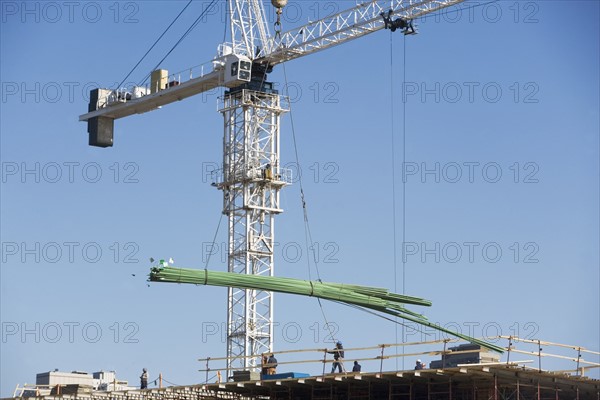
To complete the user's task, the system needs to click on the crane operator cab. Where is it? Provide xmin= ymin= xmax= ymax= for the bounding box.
xmin=213 ymin=50 xmax=253 ymax=88
xmin=227 ymin=56 xmax=252 ymax=84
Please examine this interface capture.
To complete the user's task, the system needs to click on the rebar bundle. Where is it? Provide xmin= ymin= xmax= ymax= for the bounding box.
xmin=149 ymin=266 xmax=504 ymax=352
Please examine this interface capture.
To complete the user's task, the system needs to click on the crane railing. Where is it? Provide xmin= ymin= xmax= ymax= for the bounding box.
xmin=211 ymin=165 xmax=293 ymax=188
xmin=100 ymin=62 xmax=217 ymax=109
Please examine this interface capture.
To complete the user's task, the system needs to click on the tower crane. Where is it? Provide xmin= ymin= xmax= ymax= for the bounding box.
xmin=79 ymin=0 xmax=465 ymax=376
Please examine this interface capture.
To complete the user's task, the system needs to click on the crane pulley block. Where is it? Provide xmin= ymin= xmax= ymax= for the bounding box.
xmin=381 ymin=10 xmax=416 ymax=35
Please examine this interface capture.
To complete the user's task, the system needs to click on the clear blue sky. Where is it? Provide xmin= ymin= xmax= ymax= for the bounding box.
xmin=1 ymin=0 xmax=598 ymax=395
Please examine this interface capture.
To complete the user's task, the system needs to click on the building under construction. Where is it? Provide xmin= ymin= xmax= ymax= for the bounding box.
xmin=11 ymin=337 xmax=600 ymax=400
xmin=10 ymin=364 xmax=600 ymax=400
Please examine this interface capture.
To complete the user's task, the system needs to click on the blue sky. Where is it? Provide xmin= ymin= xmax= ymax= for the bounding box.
xmin=1 ymin=0 xmax=599 ymax=395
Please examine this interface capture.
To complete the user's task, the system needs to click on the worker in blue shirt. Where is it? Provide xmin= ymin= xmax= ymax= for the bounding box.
xmin=415 ymin=359 xmax=425 ymax=370
xmin=267 ymin=353 xmax=278 ymax=375
xmin=329 ymin=341 xmax=345 ymax=373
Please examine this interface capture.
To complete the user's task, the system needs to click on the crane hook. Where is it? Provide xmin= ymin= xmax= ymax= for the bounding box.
xmin=274 ymin=8 xmax=283 ymax=38
xmin=271 ymin=0 xmax=287 ymax=38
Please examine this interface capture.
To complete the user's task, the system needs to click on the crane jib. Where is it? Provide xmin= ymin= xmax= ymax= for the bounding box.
xmin=79 ymin=0 xmax=465 ymax=147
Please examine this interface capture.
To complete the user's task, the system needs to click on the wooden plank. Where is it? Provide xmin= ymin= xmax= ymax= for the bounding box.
xmin=509 ymin=349 xmax=600 ymax=366
xmin=499 ymin=336 xmax=600 ymax=355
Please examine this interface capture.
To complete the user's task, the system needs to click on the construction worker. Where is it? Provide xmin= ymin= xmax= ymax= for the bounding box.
xmin=415 ymin=359 xmax=424 ymax=370
xmin=352 ymin=361 xmax=362 ymax=372
xmin=140 ymin=368 xmax=148 ymax=389
xmin=329 ymin=341 xmax=345 ymax=373
xmin=267 ymin=353 xmax=278 ymax=375
xmin=261 ymin=355 xmax=269 ymax=376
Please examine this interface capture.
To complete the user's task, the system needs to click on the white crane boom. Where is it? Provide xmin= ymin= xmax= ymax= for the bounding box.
xmin=79 ymin=69 xmax=222 ymax=121
xmin=79 ymin=0 xmax=464 ymax=125
xmin=229 ymin=0 xmax=272 ymax=57
xmin=258 ymin=0 xmax=465 ymax=65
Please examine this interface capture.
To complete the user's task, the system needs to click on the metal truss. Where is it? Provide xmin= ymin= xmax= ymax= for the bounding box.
xmin=217 ymin=90 xmax=290 ymax=375
xmin=79 ymin=1 xmax=466 ymax=124
xmin=228 ymin=0 xmax=271 ymax=57
xmin=259 ymin=0 xmax=465 ymax=65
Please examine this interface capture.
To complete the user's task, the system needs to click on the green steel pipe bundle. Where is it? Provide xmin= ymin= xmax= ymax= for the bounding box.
xmin=149 ymin=266 xmax=504 ymax=353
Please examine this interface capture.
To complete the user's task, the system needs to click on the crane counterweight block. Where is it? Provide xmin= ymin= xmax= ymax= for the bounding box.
xmin=88 ymin=116 xmax=114 ymax=148
xmin=88 ymin=88 xmax=114 ymax=147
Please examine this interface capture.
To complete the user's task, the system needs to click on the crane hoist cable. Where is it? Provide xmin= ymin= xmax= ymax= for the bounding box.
xmin=203 ymin=212 xmax=224 ymax=271
xmin=388 ymin=0 xmax=501 ymax=366
xmin=400 ymin=31 xmax=409 ymax=370
xmin=138 ymin=0 xmax=220 ymax=87
xmin=282 ymin=58 xmax=339 ymax=343
xmin=273 ymin=16 xmax=337 ymax=343
xmin=389 ymin=29 xmax=400 ymax=368
xmin=332 ymin=299 xmax=432 ymax=336
xmin=115 ymin=0 xmax=194 ymax=91
xmin=279 ymin=49 xmax=320 ymax=282
xmin=401 ymin=32 xmax=409 ymax=369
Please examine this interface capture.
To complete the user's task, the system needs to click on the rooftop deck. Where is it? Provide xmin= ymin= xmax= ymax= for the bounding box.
xmin=10 ymin=337 xmax=599 ymax=400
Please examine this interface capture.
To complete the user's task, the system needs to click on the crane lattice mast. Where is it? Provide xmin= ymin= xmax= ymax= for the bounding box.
xmin=217 ymin=89 xmax=290 ymax=373
xmin=78 ymin=0 xmax=465 ymax=379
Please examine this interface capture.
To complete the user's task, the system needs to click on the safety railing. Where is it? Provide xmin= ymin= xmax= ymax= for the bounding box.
xmin=499 ymin=335 xmax=600 ymax=376
xmin=101 ymin=61 xmax=217 ymax=109
xmin=218 ymin=91 xmax=290 ymax=114
xmin=165 ymin=62 xmax=215 ymax=89
xmin=198 ymin=336 xmax=600 ymax=384
xmin=211 ymin=165 xmax=293 ymax=187
xmin=13 ymin=384 xmax=52 ymax=398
